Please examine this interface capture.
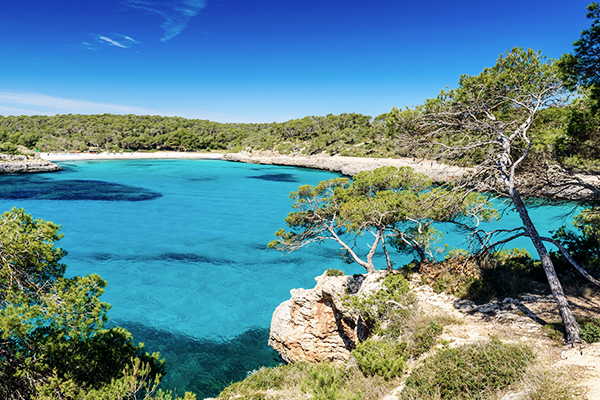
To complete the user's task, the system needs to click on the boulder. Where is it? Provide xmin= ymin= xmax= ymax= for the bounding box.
xmin=269 ymin=272 xmax=386 ymax=364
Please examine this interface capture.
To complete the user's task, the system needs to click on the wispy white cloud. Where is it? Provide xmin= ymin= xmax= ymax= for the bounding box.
xmin=125 ymin=0 xmax=207 ymax=41
xmin=0 ymin=91 xmax=159 ymax=116
xmin=122 ymin=35 xmax=139 ymax=43
xmin=81 ymin=41 xmax=97 ymax=51
xmin=83 ymin=34 xmax=140 ymax=50
xmin=99 ymin=36 xmax=128 ymax=48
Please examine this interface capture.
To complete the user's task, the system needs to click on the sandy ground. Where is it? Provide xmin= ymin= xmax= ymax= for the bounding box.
xmin=38 ymin=151 xmax=225 ymax=161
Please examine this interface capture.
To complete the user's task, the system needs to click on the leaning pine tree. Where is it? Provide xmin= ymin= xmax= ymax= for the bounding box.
xmin=388 ymin=47 xmax=600 ymax=343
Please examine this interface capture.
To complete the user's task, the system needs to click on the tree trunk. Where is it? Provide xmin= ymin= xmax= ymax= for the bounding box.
xmin=381 ymin=231 xmax=394 ymax=272
xmin=329 ymin=227 xmax=376 ymax=273
xmin=509 ymin=188 xmax=581 ymax=343
xmin=365 ymin=231 xmax=381 ymax=274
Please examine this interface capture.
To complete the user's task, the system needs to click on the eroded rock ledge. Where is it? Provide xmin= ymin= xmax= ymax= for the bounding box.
xmin=0 ymin=154 xmax=62 ymax=174
xmin=269 ymin=272 xmax=387 ymax=364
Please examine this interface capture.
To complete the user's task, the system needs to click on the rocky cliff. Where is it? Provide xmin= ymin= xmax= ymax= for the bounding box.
xmin=0 ymin=154 xmax=62 ymax=174
xmin=269 ymin=271 xmax=387 ymax=364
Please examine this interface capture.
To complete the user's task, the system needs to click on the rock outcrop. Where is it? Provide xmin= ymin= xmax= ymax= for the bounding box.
xmin=269 ymin=271 xmax=386 ymax=364
xmin=0 ymin=154 xmax=62 ymax=174
xmin=224 ymin=151 xmax=600 ymax=201
xmin=223 ymin=152 xmax=468 ymax=183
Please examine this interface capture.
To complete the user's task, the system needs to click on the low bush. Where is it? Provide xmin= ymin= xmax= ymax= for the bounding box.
xmin=352 ymin=340 xmax=407 ymax=380
xmin=217 ymin=362 xmax=397 ymax=400
xmin=343 ymin=273 xmax=414 ymax=330
xmin=579 ymin=318 xmax=600 ymax=343
xmin=522 ymin=365 xmax=587 ymax=400
xmin=217 ymin=364 xmax=293 ymax=399
xmin=325 ymin=268 xmax=345 ymax=277
xmin=409 ymin=320 xmax=443 ymax=358
xmin=543 ymin=323 xmax=566 ymax=344
xmin=400 ymin=338 xmax=535 ymax=400
xmin=543 ymin=317 xmax=600 ymax=343
xmin=300 ymin=362 xmax=362 ymax=400
xmin=420 ymin=250 xmax=546 ymax=304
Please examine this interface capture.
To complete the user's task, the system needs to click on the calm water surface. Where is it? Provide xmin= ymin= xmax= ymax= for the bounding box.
xmin=0 ymin=159 xmax=581 ymax=396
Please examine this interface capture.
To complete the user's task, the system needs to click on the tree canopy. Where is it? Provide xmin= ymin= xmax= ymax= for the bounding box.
xmin=0 ymin=208 xmax=194 ymax=400
xmin=269 ymin=167 xmax=496 ymax=273
xmin=558 ymin=3 xmax=600 ymax=96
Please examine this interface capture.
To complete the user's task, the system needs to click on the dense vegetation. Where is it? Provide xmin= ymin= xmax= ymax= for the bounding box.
xmin=0 ymin=113 xmax=394 ymax=158
xmin=0 ymin=104 xmax=597 ymax=172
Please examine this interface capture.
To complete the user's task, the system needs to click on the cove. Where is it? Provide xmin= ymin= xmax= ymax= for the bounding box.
xmin=0 ymin=159 xmax=581 ymax=397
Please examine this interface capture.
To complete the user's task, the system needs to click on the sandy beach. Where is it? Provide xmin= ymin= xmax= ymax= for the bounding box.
xmin=38 ymin=151 xmax=225 ymax=161
xmin=37 ymin=150 xmax=470 ymax=181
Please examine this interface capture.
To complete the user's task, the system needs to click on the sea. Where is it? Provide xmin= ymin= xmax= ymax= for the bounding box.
xmin=0 ymin=159 xmax=582 ymax=397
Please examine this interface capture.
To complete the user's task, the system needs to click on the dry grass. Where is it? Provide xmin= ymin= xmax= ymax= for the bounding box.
xmin=520 ymin=364 xmax=588 ymax=400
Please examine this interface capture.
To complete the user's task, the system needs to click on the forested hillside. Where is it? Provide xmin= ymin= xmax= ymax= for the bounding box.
xmin=0 ymin=104 xmax=599 ymax=172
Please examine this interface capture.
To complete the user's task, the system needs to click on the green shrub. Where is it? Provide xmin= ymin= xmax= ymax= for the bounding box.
xmin=217 ymin=365 xmax=292 ymax=398
xmin=325 ymin=268 xmax=345 ymax=277
xmin=579 ymin=318 xmax=600 ymax=342
xmin=0 ymin=142 xmax=19 ymax=155
xmin=400 ymin=338 xmax=535 ymax=400
xmin=409 ymin=321 xmax=443 ymax=358
xmin=353 ymin=340 xmax=407 ymax=380
xmin=543 ymin=323 xmax=566 ymax=343
xmin=218 ymin=362 xmax=396 ymax=400
xmin=301 ymin=363 xmax=362 ymax=400
xmin=464 ymin=249 xmax=543 ymax=303
xmin=543 ymin=318 xmax=600 ymax=343
xmin=343 ymin=273 xmax=413 ymax=328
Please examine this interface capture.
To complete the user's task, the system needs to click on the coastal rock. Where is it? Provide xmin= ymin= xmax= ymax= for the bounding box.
xmin=223 ymin=152 xmax=468 ymax=183
xmin=224 ymin=151 xmax=599 ymax=200
xmin=0 ymin=154 xmax=62 ymax=174
xmin=268 ymin=272 xmax=370 ymax=364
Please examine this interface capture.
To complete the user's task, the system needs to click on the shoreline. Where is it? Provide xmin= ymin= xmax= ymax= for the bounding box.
xmin=222 ymin=152 xmax=470 ymax=182
xmin=38 ymin=151 xmax=470 ymax=182
xmin=38 ymin=151 xmax=225 ymax=161
xmin=34 ymin=151 xmax=599 ymax=201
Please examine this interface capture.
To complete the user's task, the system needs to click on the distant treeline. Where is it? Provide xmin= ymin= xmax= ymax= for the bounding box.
xmin=0 ymin=106 xmax=598 ymax=170
xmin=0 ymin=113 xmax=396 ymax=157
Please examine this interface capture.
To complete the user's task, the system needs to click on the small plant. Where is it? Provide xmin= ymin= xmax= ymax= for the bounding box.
xmin=409 ymin=320 xmax=443 ymax=358
xmin=218 ymin=362 xmax=396 ymax=400
xmin=301 ymin=362 xmax=362 ymax=400
xmin=543 ymin=323 xmax=566 ymax=344
xmin=523 ymin=366 xmax=588 ymax=400
xmin=343 ymin=273 xmax=414 ymax=330
xmin=325 ymin=268 xmax=345 ymax=277
xmin=400 ymin=338 xmax=535 ymax=400
xmin=544 ymin=317 xmax=600 ymax=343
xmin=217 ymin=365 xmax=292 ymax=398
xmin=352 ymin=339 xmax=407 ymax=380
xmin=579 ymin=318 xmax=600 ymax=342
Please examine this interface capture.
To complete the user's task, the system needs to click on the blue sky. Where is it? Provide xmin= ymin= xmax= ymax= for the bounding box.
xmin=0 ymin=0 xmax=592 ymax=122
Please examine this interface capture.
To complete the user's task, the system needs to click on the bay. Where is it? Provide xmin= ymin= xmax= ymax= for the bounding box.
xmin=0 ymin=159 xmax=581 ymax=397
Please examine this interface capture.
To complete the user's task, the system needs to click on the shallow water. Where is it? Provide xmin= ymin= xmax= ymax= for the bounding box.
xmin=0 ymin=159 xmax=582 ymax=397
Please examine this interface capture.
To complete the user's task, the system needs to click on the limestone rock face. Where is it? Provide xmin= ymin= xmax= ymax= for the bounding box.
xmin=0 ymin=154 xmax=62 ymax=174
xmin=269 ymin=272 xmax=386 ymax=364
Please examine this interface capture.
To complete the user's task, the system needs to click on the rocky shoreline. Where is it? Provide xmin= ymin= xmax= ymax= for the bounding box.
xmin=224 ymin=152 xmax=600 ymax=201
xmin=0 ymin=154 xmax=62 ymax=174
xmin=223 ymin=152 xmax=469 ymax=182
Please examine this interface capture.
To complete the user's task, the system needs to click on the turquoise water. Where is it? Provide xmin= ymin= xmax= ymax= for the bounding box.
xmin=0 ymin=159 xmax=582 ymax=396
